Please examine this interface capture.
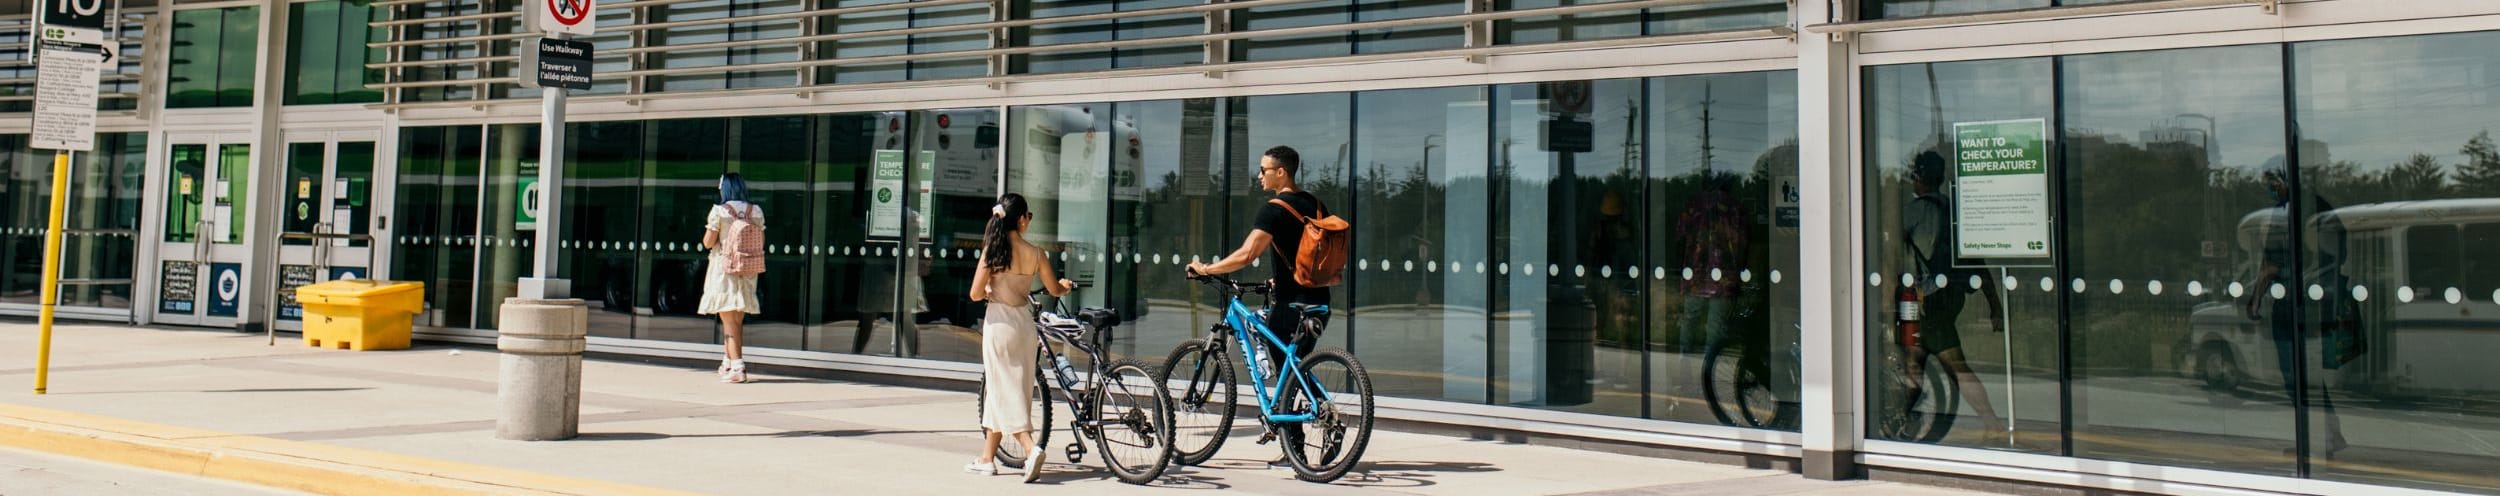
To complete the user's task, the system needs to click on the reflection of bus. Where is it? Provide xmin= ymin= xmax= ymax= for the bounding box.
xmin=2186 ymin=198 xmax=2500 ymax=399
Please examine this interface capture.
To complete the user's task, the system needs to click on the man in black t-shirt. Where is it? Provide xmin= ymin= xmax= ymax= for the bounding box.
xmin=1188 ymin=145 xmax=1332 ymax=364
xmin=1188 ymin=145 xmax=1333 ymax=462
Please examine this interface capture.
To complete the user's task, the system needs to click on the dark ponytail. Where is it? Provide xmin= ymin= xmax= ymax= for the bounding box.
xmin=982 ymin=193 xmax=1029 ymax=273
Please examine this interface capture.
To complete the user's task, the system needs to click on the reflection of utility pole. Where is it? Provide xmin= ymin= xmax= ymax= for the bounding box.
xmin=1700 ymin=82 xmax=1717 ymax=176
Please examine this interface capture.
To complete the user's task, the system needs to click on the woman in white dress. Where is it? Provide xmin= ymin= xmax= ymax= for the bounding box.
xmin=964 ymin=193 xmax=1072 ymax=482
xmin=699 ymin=173 xmax=763 ymax=383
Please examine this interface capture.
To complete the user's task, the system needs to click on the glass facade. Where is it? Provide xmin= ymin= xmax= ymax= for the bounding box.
xmin=285 ymin=0 xmax=386 ymax=105
xmin=1861 ymin=31 xmax=2500 ymax=493
xmin=168 ymin=6 xmax=261 ymax=108
xmin=0 ymin=134 xmax=147 ymax=308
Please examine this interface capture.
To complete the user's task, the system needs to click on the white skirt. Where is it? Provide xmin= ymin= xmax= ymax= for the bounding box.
xmin=697 ymin=258 xmax=761 ymax=315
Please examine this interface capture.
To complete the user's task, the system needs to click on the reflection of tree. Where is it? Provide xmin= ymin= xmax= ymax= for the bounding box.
xmin=2462 ymin=132 xmax=2500 ymax=194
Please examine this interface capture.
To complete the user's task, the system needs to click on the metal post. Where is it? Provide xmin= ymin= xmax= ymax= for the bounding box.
xmin=524 ymin=34 xmax=571 ymax=299
xmin=35 ymin=151 xmax=69 ymax=395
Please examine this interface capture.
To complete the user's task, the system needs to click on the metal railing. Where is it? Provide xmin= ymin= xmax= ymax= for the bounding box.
xmin=365 ymin=0 xmax=1795 ymax=107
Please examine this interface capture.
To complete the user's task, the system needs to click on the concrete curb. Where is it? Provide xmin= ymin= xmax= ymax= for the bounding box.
xmin=0 ymin=403 xmax=697 ymax=496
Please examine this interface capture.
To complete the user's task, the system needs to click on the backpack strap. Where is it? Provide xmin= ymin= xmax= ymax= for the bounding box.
xmin=1266 ymin=198 xmax=1309 ymax=222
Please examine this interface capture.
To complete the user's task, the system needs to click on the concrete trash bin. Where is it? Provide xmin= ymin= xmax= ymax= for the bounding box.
xmin=297 ymin=280 xmax=426 ymax=351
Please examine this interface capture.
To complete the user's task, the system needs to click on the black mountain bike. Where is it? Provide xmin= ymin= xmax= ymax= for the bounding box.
xmin=977 ymin=289 xmax=1175 ymax=485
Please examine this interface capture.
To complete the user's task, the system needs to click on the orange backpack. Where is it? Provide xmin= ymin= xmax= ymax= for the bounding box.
xmin=719 ymin=205 xmax=767 ymax=276
xmin=1266 ymin=198 xmax=1350 ymax=288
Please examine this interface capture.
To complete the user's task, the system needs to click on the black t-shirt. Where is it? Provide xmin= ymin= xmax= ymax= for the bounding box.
xmin=1254 ymin=191 xmax=1329 ymax=304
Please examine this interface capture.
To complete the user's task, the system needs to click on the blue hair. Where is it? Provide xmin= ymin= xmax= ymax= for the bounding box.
xmin=719 ymin=173 xmax=750 ymax=204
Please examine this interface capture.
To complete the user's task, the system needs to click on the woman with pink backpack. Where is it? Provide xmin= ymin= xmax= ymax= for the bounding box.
xmin=701 ymin=173 xmax=767 ymax=383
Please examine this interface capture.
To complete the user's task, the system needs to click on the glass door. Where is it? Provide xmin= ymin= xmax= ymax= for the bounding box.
xmin=154 ymin=133 xmax=255 ymax=327
xmin=272 ymin=131 xmax=383 ymax=329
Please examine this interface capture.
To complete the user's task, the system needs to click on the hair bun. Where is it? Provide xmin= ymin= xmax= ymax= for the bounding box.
xmin=991 ymin=205 xmax=1006 ymax=218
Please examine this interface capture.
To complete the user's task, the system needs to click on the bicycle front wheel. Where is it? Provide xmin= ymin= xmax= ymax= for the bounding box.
xmin=985 ymin=346 xmax=1055 ymax=469
xmin=1161 ymin=336 xmax=1237 ymax=466
xmin=1093 ymin=358 xmax=1176 ymax=485
xmin=1283 ymin=348 xmax=1373 ymax=484
xmin=1702 ymin=343 xmax=1779 ymax=428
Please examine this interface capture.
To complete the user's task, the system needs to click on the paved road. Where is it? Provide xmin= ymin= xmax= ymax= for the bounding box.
xmin=0 ymin=445 xmax=301 ymax=496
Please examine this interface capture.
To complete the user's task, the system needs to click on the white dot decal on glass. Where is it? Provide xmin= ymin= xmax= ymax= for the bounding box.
xmin=1429 ymin=261 xmax=1440 ymax=273
xmin=1741 ymin=269 xmax=1753 ymax=283
xmin=1192 ymin=256 xmax=1202 ymax=264
xmin=2040 ymin=277 xmax=2055 ymax=293
xmin=2351 ymin=286 xmax=2368 ymax=302
xmin=1968 ymin=275 xmax=1984 ymax=289
xmin=1251 ymin=258 xmax=1260 ymax=267
xmin=1548 ymin=264 xmax=1561 ymax=276
xmin=1600 ymin=266 xmax=1611 ymax=278
xmin=1869 ymin=273 xmax=1883 ymax=287
xmin=1076 ymin=254 xmax=1087 ymax=262
xmin=1153 ymin=254 xmax=1163 ymax=264
xmin=2148 ymin=280 xmax=2164 ymax=295
xmin=2308 ymin=285 xmax=2325 ymax=301
xmin=1500 ymin=263 xmax=1510 ymax=275
xmin=1771 ymin=270 xmax=1783 ymax=284
xmin=2270 ymin=284 xmax=2287 ymax=300
xmin=1575 ymin=265 xmax=1586 ymax=277
xmin=1933 ymin=275 xmax=1948 ymax=289
xmin=2109 ymin=279 xmax=2124 ymax=295
xmin=1356 ymin=259 xmax=1367 ymax=270
xmin=2399 ymin=287 xmax=2415 ymax=303
xmin=2072 ymin=278 xmax=2087 ymax=293
xmin=1170 ymin=254 xmax=1180 ymax=264
xmin=2491 ymin=289 xmax=2499 ymax=305
xmin=2447 ymin=288 xmax=2464 ymax=304
xmin=1477 ymin=262 xmax=1489 ymax=274
xmin=2186 ymin=281 xmax=2203 ymax=296
xmin=1712 ymin=268 xmax=1725 ymax=282
xmin=1685 ymin=268 xmax=1697 ymax=281
xmin=1402 ymin=260 xmax=1413 ymax=272
xmin=2228 ymin=282 xmax=2244 ymax=298
xmin=1656 ymin=267 xmax=1668 ymax=280
xmin=1524 ymin=264 xmax=1537 ymax=276
xmin=2004 ymin=277 xmax=2019 ymax=290
xmin=1905 ymin=273 xmax=1921 ymax=288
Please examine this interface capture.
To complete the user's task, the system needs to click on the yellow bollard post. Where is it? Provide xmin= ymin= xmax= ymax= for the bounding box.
xmin=35 ymin=151 xmax=69 ymax=395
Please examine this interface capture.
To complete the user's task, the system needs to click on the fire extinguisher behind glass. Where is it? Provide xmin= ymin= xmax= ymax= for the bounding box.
xmin=1896 ymin=283 xmax=1922 ymax=349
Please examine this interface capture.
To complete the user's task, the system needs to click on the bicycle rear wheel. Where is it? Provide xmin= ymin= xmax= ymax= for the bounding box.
xmin=1702 ymin=344 xmax=1779 ymax=428
xmin=1161 ymin=336 xmax=1237 ymax=466
xmin=984 ymin=346 xmax=1055 ymax=469
xmin=1282 ymin=348 xmax=1373 ymax=483
xmin=1093 ymin=358 xmax=1176 ymax=485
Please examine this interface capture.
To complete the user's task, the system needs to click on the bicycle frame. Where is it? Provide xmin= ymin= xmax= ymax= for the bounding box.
xmin=1031 ymin=295 xmax=1126 ymax=431
xmin=1205 ymin=287 xmax=1334 ymax=425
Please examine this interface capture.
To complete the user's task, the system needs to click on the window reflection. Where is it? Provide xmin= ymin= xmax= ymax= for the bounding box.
xmin=1863 ymin=58 xmax=2057 ymax=449
xmin=1650 ymin=71 xmax=1800 ymax=428
xmin=2061 ymin=45 xmax=2291 ymax=472
xmin=1352 ymin=87 xmax=1493 ymax=405
xmin=2292 ymin=31 xmax=2500 ymax=492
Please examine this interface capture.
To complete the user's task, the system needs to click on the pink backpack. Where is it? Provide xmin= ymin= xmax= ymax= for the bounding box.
xmin=719 ymin=205 xmax=766 ymax=276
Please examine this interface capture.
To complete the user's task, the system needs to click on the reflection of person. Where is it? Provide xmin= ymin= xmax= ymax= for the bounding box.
xmin=855 ymin=208 xmax=929 ymax=356
xmin=1187 ymin=145 xmax=1332 ymax=466
xmin=1670 ymin=173 xmax=1746 ymax=411
xmin=2242 ymin=162 xmax=2347 ymax=457
xmin=966 ymin=193 xmax=1074 ymax=481
xmin=699 ymin=173 xmax=764 ymax=384
xmin=1900 ymin=152 xmax=2007 ymax=436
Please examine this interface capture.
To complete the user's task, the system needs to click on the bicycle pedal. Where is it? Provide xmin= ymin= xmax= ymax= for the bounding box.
xmin=1255 ymin=431 xmax=1276 ymax=445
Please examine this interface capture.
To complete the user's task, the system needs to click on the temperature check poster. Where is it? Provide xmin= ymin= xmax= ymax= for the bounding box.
xmin=1950 ymin=118 xmax=2052 ymax=259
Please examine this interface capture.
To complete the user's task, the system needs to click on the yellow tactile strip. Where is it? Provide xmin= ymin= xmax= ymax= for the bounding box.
xmin=0 ymin=403 xmax=697 ymax=496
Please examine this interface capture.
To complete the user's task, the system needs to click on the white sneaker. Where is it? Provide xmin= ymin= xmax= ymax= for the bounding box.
xmin=963 ymin=461 xmax=997 ymax=476
xmin=1022 ymin=446 xmax=1046 ymax=483
xmin=722 ymin=360 xmax=749 ymax=384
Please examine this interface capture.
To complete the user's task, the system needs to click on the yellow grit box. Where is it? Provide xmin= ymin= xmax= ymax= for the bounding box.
xmin=296 ymin=280 xmax=426 ymax=351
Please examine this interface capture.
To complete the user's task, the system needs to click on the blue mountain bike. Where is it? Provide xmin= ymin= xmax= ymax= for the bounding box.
xmin=1161 ymin=273 xmax=1373 ymax=483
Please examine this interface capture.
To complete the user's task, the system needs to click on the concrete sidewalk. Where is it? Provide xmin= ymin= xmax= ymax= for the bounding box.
xmin=0 ymin=323 xmax=2000 ymax=496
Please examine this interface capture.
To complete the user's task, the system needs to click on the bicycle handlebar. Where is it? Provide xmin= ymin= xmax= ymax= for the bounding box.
xmin=1185 ymin=271 xmax=1269 ymax=296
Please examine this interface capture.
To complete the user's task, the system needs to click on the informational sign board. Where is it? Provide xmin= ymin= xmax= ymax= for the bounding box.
xmin=208 ymin=263 xmax=243 ymax=317
xmin=276 ymin=265 xmax=317 ymax=321
xmin=517 ymin=161 xmax=541 ymax=231
xmin=870 ymin=150 xmax=906 ymax=238
xmin=517 ymin=37 xmax=593 ymax=90
xmin=31 ymin=20 xmax=106 ymax=152
xmin=529 ymin=0 xmax=595 ymax=36
xmin=159 ymin=261 xmax=198 ymax=313
xmin=1950 ymin=118 xmax=2053 ymax=259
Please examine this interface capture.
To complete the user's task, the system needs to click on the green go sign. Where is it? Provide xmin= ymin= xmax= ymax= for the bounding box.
xmin=1950 ymin=119 xmax=2051 ymax=259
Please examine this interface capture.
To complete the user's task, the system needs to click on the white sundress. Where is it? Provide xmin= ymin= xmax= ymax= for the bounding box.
xmin=697 ymin=202 xmax=763 ymax=316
